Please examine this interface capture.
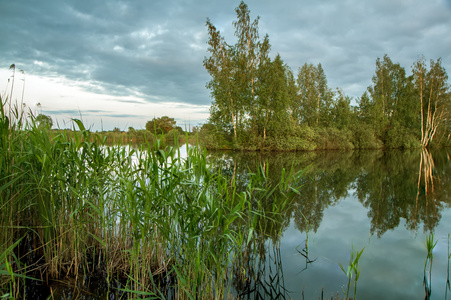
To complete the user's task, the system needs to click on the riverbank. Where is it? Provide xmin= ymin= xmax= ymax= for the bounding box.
xmin=198 ymin=123 xmax=451 ymax=152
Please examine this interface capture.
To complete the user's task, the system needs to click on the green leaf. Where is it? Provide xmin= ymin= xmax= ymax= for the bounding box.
xmin=247 ymin=227 xmax=254 ymax=245
xmin=72 ymin=118 xmax=86 ymax=131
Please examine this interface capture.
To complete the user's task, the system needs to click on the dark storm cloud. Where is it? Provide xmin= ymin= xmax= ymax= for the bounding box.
xmin=1 ymin=0 xmax=450 ymax=106
xmin=1 ymin=0 xmax=216 ymax=104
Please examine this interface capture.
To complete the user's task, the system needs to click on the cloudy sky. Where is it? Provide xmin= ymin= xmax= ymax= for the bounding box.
xmin=1 ymin=0 xmax=450 ymax=131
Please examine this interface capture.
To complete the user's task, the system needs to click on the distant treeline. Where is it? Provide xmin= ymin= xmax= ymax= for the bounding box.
xmin=200 ymin=1 xmax=451 ymax=151
xmin=45 ymin=115 xmax=194 ymax=145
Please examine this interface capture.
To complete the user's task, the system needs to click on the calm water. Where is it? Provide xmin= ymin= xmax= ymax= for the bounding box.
xmin=207 ymin=148 xmax=451 ymax=299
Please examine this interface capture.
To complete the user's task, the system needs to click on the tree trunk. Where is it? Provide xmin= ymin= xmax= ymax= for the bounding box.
xmin=229 ymin=90 xmax=237 ymax=141
xmin=420 ymin=70 xmax=425 ymax=146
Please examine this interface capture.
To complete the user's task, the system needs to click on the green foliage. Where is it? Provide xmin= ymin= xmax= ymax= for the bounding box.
xmin=295 ymin=63 xmax=333 ymax=127
xmin=204 ymin=4 xmax=451 ymax=150
xmin=385 ymin=125 xmax=421 ymax=149
xmin=413 ymin=57 xmax=451 ymax=147
xmin=145 ymin=116 xmax=177 ymax=134
xmin=198 ymin=123 xmax=230 ymax=149
xmin=35 ymin=114 xmax=53 ymax=128
xmin=351 ymin=123 xmax=382 ymax=149
xmin=164 ymin=128 xmax=180 ymax=143
xmin=331 ymin=88 xmax=353 ymax=130
xmin=261 ymin=54 xmax=293 ymax=138
xmin=314 ymin=127 xmax=354 ymax=150
xmin=263 ymin=136 xmax=312 ymax=151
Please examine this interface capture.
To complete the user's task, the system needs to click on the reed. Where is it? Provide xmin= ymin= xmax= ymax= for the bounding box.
xmin=424 ymin=233 xmax=438 ymax=299
xmin=0 ymin=92 xmax=300 ymax=298
xmin=339 ymin=245 xmax=365 ymax=300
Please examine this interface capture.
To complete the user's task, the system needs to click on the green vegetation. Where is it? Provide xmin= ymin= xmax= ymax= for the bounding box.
xmin=0 ymin=92 xmax=301 ymax=298
xmin=66 ymin=116 xmax=193 ymax=146
xmin=35 ymin=114 xmax=53 ymax=128
xmin=202 ymin=2 xmax=451 ymax=151
xmin=424 ymin=233 xmax=438 ymax=299
xmin=339 ymin=246 xmax=365 ymax=300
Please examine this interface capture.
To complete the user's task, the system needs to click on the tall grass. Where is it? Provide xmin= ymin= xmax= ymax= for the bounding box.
xmin=0 ymin=93 xmax=300 ymax=298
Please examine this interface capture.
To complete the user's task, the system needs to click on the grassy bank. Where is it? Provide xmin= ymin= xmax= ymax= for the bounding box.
xmin=0 ymin=96 xmax=300 ymax=299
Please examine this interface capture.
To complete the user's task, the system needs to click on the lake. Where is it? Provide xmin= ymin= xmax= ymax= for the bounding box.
xmin=204 ymin=148 xmax=451 ymax=299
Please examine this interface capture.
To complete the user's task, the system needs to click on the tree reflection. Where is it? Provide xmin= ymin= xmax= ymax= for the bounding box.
xmin=411 ymin=149 xmax=438 ymax=231
xmin=207 ymin=148 xmax=451 ymax=239
xmin=354 ymin=148 xmax=450 ymax=235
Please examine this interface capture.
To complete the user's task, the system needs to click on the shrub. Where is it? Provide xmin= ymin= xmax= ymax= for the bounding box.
xmin=165 ymin=128 xmax=180 ymax=143
xmin=385 ymin=126 xmax=421 ymax=149
xmin=314 ymin=127 xmax=354 ymax=150
xmin=352 ymin=124 xmax=382 ymax=149
xmin=198 ymin=123 xmax=230 ymax=149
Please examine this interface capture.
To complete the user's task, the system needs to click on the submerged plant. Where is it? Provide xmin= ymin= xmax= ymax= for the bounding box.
xmin=339 ymin=245 xmax=365 ymax=300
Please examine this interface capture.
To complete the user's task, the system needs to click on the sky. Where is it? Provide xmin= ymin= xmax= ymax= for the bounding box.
xmin=1 ymin=0 xmax=451 ymax=131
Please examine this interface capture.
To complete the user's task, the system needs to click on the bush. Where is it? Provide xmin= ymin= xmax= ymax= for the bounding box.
xmin=262 ymin=135 xmax=316 ymax=151
xmin=295 ymin=125 xmax=317 ymax=143
xmin=385 ymin=126 xmax=421 ymax=149
xmin=165 ymin=129 xmax=180 ymax=143
xmin=352 ymin=124 xmax=383 ymax=149
xmin=198 ymin=124 xmax=230 ymax=149
xmin=314 ymin=127 xmax=354 ymax=150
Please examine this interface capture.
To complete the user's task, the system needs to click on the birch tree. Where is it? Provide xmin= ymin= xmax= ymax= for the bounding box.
xmin=413 ymin=57 xmax=450 ymax=147
xmin=295 ymin=63 xmax=333 ymax=127
xmin=204 ymin=19 xmax=239 ymax=141
xmin=233 ymin=1 xmax=264 ymax=136
xmin=204 ymin=1 xmax=271 ymax=143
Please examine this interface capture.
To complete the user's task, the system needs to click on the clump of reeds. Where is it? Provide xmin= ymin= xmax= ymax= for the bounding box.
xmin=0 ymin=90 xmax=301 ymax=298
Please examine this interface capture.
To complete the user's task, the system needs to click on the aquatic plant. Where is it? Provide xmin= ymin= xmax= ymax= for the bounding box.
xmin=339 ymin=245 xmax=365 ymax=300
xmin=424 ymin=233 xmax=438 ymax=299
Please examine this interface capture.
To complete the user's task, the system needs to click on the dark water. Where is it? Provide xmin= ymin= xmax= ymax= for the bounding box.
xmin=209 ymin=148 xmax=451 ymax=299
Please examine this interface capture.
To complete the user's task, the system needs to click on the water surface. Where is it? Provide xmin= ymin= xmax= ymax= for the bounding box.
xmin=207 ymin=148 xmax=451 ymax=299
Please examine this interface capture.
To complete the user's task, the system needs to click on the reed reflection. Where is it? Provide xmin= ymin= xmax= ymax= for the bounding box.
xmin=232 ymin=239 xmax=289 ymax=299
